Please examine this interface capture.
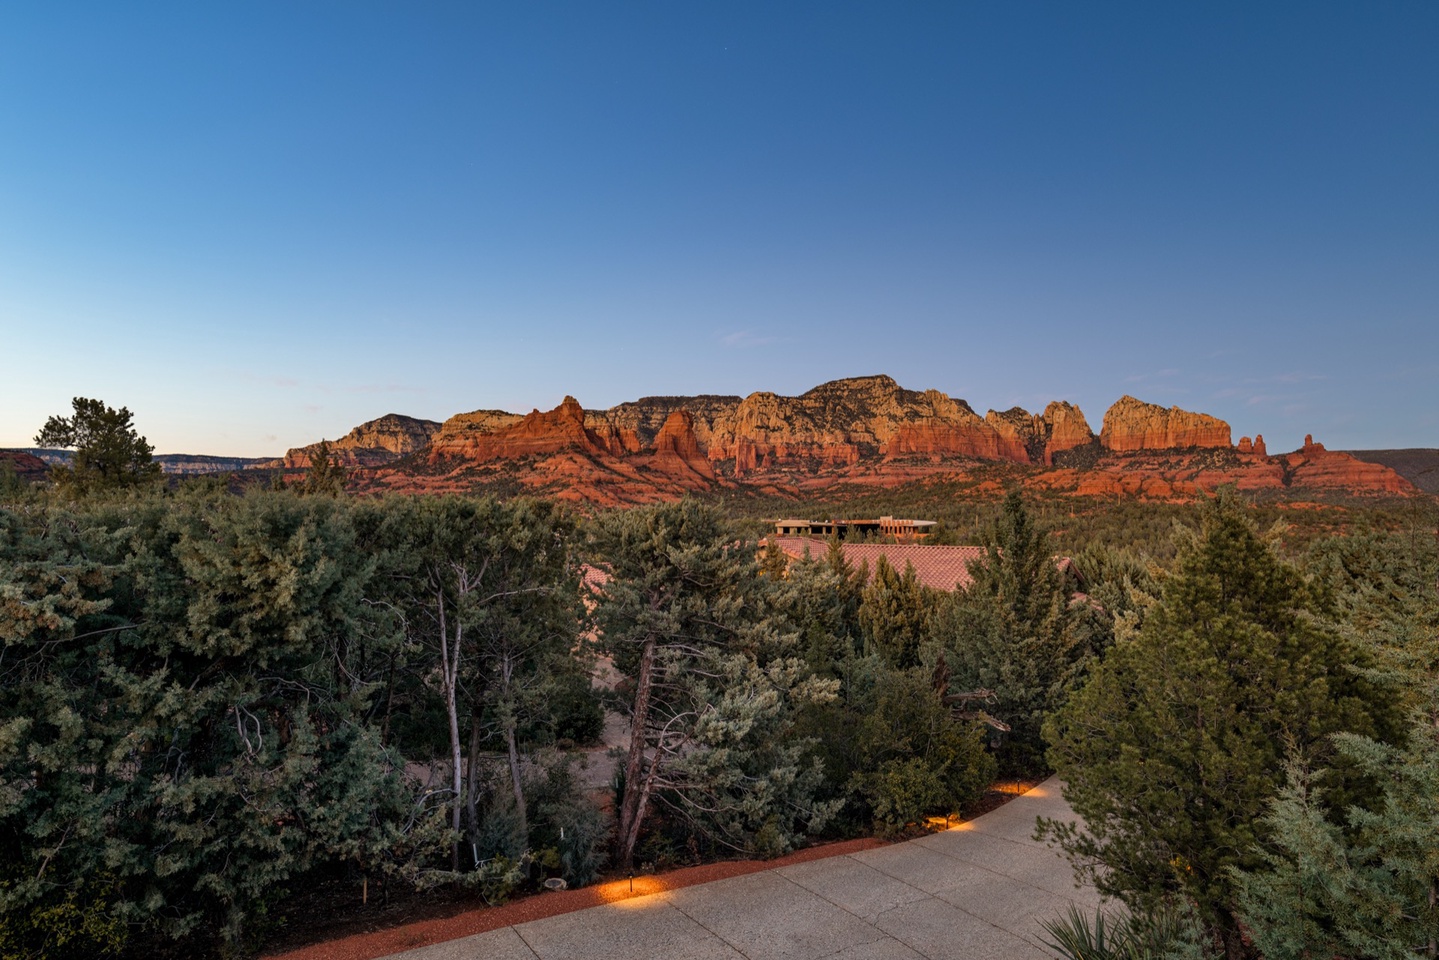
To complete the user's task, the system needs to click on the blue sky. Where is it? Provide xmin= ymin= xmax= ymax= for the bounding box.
xmin=2 ymin=3 xmax=1435 ymax=456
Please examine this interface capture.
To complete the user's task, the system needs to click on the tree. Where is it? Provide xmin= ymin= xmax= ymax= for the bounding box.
xmin=940 ymin=489 xmax=1089 ymax=773
xmin=858 ymin=555 xmax=931 ymax=668
xmin=846 ymin=662 xmax=995 ymax=835
xmin=298 ymin=440 xmax=348 ymax=496
xmin=375 ymin=496 xmax=581 ymax=868
xmin=1231 ymin=526 xmax=1439 ymax=959
xmin=1041 ymin=494 xmax=1395 ymax=959
xmin=0 ymin=491 xmax=431 ymax=956
xmin=590 ymin=499 xmax=837 ymax=867
xmin=33 ymin=397 xmax=162 ymax=494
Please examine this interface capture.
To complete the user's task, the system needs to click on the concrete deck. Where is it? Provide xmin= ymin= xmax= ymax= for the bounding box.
xmin=380 ymin=779 xmax=1101 ymax=960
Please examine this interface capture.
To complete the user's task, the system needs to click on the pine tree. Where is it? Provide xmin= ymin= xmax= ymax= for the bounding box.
xmin=33 ymin=397 xmax=162 ymax=495
xmin=299 ymin=439 xmax=348 ymax=496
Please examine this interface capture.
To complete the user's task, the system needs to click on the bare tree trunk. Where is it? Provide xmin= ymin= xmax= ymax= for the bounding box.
xmin=616 ymin=636 xmax=657 ymax=868
xmin=499 ymin=653 xmax=528 ymax=837
xmin=439 ymin=593 xmax=464 ymax=872
xmin=465 ymin=708 xmax=483 ymax=845
xmin=505 ymin=721 xmax=528 ymax=837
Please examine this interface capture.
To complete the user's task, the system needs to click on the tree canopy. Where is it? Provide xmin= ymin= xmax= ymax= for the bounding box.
xmin=1042 ymin=494 xmax=1396 ymax=959
xmin=33 ymin=397 xmax=162 ymax=494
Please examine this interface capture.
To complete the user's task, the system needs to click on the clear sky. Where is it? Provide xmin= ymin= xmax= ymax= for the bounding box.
xmin=2 ymin=3 xmax=1435 ymax=457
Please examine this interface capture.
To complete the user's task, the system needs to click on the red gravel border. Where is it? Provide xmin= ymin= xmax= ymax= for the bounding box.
xmin=263 ymin=836 xmax=886 ymax=960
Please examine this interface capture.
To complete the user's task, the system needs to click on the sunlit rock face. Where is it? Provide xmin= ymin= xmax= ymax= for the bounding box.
xmin=284 ymin=413 xmax=441 ymax=468
xmin=1099 ymin=395 xmax=1232 ymax=452
xmin=282 ymin=377 xmax=1413 ymax=505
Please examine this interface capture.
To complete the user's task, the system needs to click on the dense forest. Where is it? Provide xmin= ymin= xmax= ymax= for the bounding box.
xmin=2 ymin=446 xmax=1436 ymax=958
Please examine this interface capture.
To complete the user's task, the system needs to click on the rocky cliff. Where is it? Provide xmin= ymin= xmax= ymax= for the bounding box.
xmin=1099 ymin=396 xmax=1232 ymax=452
xmin=285 ymin=414 xmax=442 ymax=468
xmin=304 ymin=376 xmax=1415 ymax=504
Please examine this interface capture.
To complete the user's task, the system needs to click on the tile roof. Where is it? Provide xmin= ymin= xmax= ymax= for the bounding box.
xmin=770 ymin=537 xmax=989 ymax=592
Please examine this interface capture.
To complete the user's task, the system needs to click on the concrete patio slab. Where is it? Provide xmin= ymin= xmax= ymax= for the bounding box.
xmin=512 ymin=895 xmax=745 ymax=960
xmin=660 ymin=869 xmax=884 ymax=960
xmin=776 ymin=855 xmax=931 ymax=922
xmin=378 ymin=778 xmax=1102 ymax=960
xmin=871 ymin=896 xmax=1054 ymax=960
xmin=375 ymin=926 xmax=538 ymax=960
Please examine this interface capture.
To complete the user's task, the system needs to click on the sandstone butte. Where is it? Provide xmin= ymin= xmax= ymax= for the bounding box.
xmin=294 ymin=375 xmax=1416 ymax=506
xmin=281 ymin=413 xmax=443 ymax=469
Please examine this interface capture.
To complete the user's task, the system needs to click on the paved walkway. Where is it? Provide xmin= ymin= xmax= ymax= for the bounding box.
xmin=380 ymin=780 xmax=1102 ymax=960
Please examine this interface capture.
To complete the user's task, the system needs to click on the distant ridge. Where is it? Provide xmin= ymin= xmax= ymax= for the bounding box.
xmin=6 ymin=448 xmax=270 ymax=476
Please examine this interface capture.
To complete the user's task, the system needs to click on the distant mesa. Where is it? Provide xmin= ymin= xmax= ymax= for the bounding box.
xmin=1340 ymin=448 xmax=1439 ymax=494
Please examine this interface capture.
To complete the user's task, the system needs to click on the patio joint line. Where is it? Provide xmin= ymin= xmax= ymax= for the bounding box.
xmin=660 ymin=896 xmax=758 ymax=960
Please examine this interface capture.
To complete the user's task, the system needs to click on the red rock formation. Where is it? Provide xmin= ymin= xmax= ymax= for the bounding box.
xmin=285 ymin=413 xmax=442 ymax=468
xmin=432 ymin=397 xmax=607 ymax=462
xmin=340 ymin=379 xmax=1415 ymax=504
xmin=1100 ymin=396 xmax=1232 ymax=452
xmin=1042 ymin=401 xmax=1096 ymax=461
xmin=884 ymin=422 xmax=1029 ymax=462
xmin=647 ymin=409 xmax=715 ymax=480
xmin=1237 ymin=435 xmax=1271 ymax=457
xmin=1282 ymin=436 xmax=1413 ymax=494
xmin=0 ymin=450 xmax=50 ymax=484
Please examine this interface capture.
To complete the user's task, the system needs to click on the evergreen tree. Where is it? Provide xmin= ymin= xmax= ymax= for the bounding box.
xmin=941 ymin=489 xmax=1088 ymax=773
xmin=298 ymin=439 xmax=348 ymax=496
xmin=1232 ymin=527 xmax=1439 ymax=959
xmin=0 ymin=492 xmax=428 ymax=956
xmin=589 ymin=499 xmax=837 ymax=867
xmin=373 ymin=495 xmax=581 ymax=870
xmin=33 ymin=397 xmax=162 ymax=495
xmin=1042 ymin=494 xmax=1394 ymax=959
xmin=858 ymin=555 xmax=930 ymax=668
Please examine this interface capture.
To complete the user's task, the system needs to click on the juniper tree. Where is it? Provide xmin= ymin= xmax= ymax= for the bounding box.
xmin=940 ymin=488 xmax=1088 ymax=774
xmin=858 ymin=555 xmax=930 ymax=668
xmin=589 ymin=499 xmax=838 ymax=867
xmin=1232 ymin=526 xmax=1439 ymax=959
xmin=0 ymin=492 xmax=428 ymax=956
xmin=1041 ymin=494 xmax=1394 ymax=960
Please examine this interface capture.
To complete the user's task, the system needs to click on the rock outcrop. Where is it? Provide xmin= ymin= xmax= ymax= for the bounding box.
xmin=1100 ymin=396 xmax=1232 ymax=452
xmin=430 ymin=397 xmax=610 ymax=462
xmin=1280 ymin=435 xmax=1413 ymax=494
xmin=0 ymin=450 xmax=50 ymax=484
xmin=1236 ymin=435 xmax=1268 ymax=456
xmin=285 ymin=413 xmax=442 ymax=468
xmin=645 ymin=409 xmax=715 ymax=480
